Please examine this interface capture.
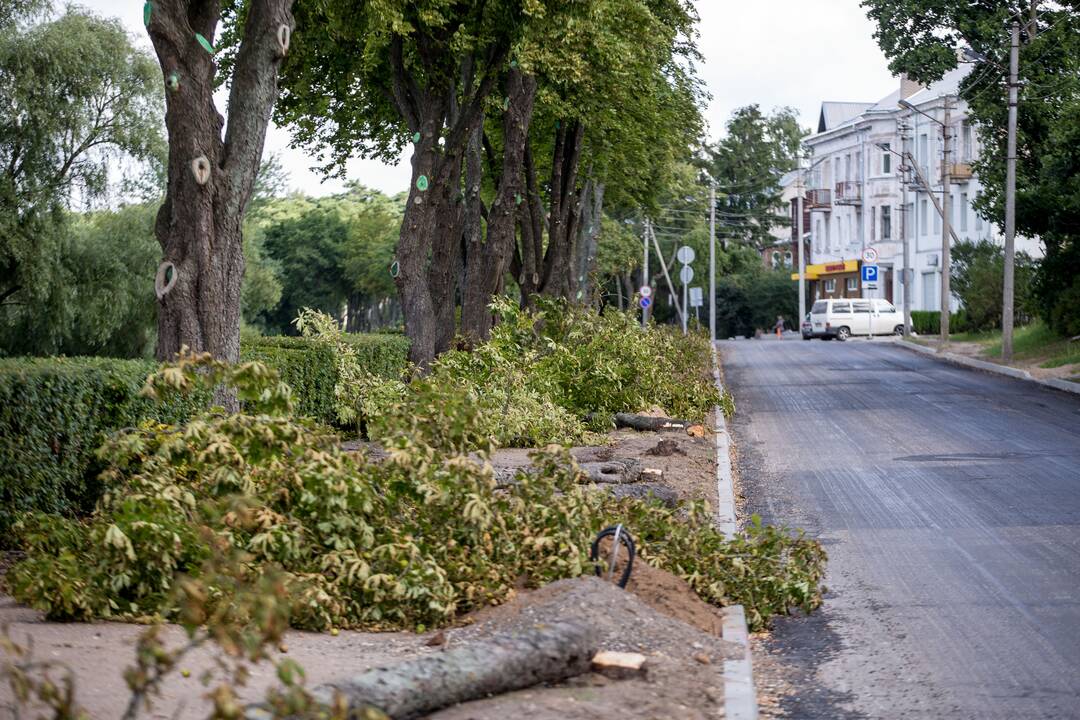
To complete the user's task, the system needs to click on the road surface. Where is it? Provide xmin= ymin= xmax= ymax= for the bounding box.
xmin=720 ymin=337 xmax=1080 ymax=719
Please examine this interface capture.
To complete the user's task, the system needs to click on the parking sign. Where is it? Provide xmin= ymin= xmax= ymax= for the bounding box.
xmin=861 ymin=264 xmax=879 ymax=283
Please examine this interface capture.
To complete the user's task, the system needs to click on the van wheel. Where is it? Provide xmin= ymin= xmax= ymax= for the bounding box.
xmin=894 ymin=325 xmax=905 ymax=336
xmin=836 ymin=326 xmax=851 ymax=341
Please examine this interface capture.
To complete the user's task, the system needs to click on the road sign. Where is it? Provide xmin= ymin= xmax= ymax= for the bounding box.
xmin=861 ymin=247 xmax=879 ymax=264
xmin=639 ymin=296 xmax=652 ymax=309
xmin=689 ymin=286 xmax=703 ymax=308
xmin=861 ymin=264 xmax=879 ymax=283
xmin=676 ymin=246 xmax=696 ymax=265
xmin=639 ymin=285 xmax=652 ymax=298
xmin=679 ymin=265 xmax=694 ymax=284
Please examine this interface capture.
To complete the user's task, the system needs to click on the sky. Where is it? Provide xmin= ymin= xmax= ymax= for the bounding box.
xmin=81 ymin=0 xmax=897 ymax=197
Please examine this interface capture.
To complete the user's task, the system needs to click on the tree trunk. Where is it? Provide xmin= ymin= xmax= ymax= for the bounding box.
xmin=540 ymin=120 xmax=585 ymax=300
xmin=576 ymin=180 xmax=604 ymax=304
xmin=149 ymin=0 xmax=294 ymax=402
xmin=461 ymin=70 xmax=537 ymax=345
xmin=308 ymin=620 xmax=597 ymax=720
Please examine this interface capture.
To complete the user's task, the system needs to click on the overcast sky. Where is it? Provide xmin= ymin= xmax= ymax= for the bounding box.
xmin=81 ymin=0 xmax=897 ymax=197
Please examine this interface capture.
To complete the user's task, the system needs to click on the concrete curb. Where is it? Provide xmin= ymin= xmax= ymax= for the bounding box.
xmin=721 ymin=605 xmax=758 ymax=720
xmin=710 ymin=345 xmax=737 ymax=537
xmin=711 ymin=344 xmax=759 ymax=720
xmin=891 ymin=338 xmax=1080 ymax=396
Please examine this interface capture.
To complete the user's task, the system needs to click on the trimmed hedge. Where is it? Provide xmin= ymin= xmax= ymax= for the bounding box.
xmin=0 ymin=357 xmax=206 ymax=536
xmin=239 ymin=333 xmax=410 ymax=425
xmin=0 ymin=334 xmax=410 ymax=537
xmin=910 ymin=310 xmax=970 ymax=336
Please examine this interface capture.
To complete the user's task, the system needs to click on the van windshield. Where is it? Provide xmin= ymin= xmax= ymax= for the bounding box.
xmin=811 ymin=301 xmax=828 ymax=314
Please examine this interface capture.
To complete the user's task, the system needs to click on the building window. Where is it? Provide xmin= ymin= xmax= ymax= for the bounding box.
xmin=870 ymin=207 xmax=876 ymax=241
xmin=784 ymin=251 xmax=793 ymax=268
xmin=922 ymin=271 xmax=937 ymax=310
xmin=934 ymin=203 xmax=941 ymax=234
xmin=824 ymin=279 xmax=836 ymax=293
xmin=960 ymin=192 xmax=969 ymax=232
xmin=906 ymin=202 xmax=915 ymax=239
xmin=919 ymin=133 xmax=929 ymax=176
xmin=882 ymin=144 xmax=891 ymax=174
xmin=962 ymin=122 xmax=973 ymax=162
xmin=975 ymin=212 xmax=983 ymax=233
xmin=846 ymin=277 xmax=858 ymax=293
xmin=882 ymin=206 xmax=892 ymax=240
xmin=771 ymin=251 xmax=781 ymax=269
xmin=920 ymin=199 xmax=929 ymax=235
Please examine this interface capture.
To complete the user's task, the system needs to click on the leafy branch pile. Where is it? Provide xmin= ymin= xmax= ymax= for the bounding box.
xmin=8 ymin=353 xmax=820 ymax=633
xmin=297 ymin=298 xmax=726 ymax=450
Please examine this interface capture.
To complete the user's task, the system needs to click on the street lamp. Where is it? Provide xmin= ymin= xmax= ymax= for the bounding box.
xmin=898 ymin=96 xmax=954 ymax=344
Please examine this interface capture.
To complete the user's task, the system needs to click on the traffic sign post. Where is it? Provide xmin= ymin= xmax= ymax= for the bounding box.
xmin=861 ymin=263 xmax=879 ymax=292
xmin=676 ymin=246 xmax=695 ymax=335
xmin=639 ymin=296 xmax=651 ymax=310
xmin=639 ymin=285 xmax=652 ymax=298
xmin=861 ymin=247 xmax=879 ymax=264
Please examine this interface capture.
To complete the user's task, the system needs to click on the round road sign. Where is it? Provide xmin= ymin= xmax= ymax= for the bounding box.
xmin=679 ymin=265 xmax=694 ymax=284
xmin=639 ymin=285 xmax=652 ymax=298
xmin=862 ymin=247 xmax=879 ymax=264
xmin=676 ymin=246 xmax=696 ymax=265
xmin=639 ymin=296 xmax=652 ymax=309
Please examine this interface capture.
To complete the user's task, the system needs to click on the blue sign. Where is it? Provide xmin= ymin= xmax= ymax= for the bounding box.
xmin=640 ymin=296 xmax=652 ymax=309
xmin=861 ymin=264 xmax=879 ymax=283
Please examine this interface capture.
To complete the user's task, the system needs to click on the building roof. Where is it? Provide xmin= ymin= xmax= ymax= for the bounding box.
xmin=903 ymin=66 xmax=969 ymax=107
xmin=817 ymin=102 xmax=875 ymax=133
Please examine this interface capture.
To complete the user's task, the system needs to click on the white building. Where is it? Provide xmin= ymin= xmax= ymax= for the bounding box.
xmin=799 ymin=70 xmax=1041 ymax=310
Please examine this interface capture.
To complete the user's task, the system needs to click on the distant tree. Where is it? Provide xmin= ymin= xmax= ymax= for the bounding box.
xmin=951 ymin=239 xmax=1037 ymax=331
xmin=862 ymin=0 xmax=1080 ymax=335
xmin=0 ymin=6 xmax=161 ymax=330
xmin=702 ymin=105 xmax=806 ymax=250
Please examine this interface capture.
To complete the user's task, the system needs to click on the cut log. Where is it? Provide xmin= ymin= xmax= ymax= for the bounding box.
xmin=591 ymin=650 xmax=648 ymax=679
xmin=614 ymin=413 xmax=693 ymax=432
xmin=603 ymin=482 xmax=678 ymax=508
xmin=306 ymin=620 xmax=598 ymax=720
xmin=493 ymin=457 xmax=643 ymax=487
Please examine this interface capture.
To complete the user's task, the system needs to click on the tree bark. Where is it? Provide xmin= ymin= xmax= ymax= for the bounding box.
xmin=460 ymin=70 xmax=537 ymax=345
xmin=613 ymin=413 xmax=693 ymax=432
xmin=540 ymin=120 xmax=585 ymax=300
xmin=307 ymin=620 xmax=597 ymax=720
xmin=149 ymin=0 xmax=294 ymax=397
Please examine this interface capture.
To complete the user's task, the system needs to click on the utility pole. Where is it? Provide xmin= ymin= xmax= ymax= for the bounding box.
xmin=1002 ymin=20 xmax=1020 ymax=362
xmin=900 ymin=126 xmax=912 ymax=336
xmin=642 ymin=218 xmax=650 ymax=329
xmin=709 ymin=184 xmax=716 ymax=344
xmin=940 ymin=96 xmax=953 ymax=344
xmin=797 ymin=167 xmax=806 ymax=325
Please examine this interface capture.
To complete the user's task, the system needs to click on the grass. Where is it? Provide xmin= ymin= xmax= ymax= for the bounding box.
xmin=982 ymin=322 xmax=1080 ymax=369
xmin=948 ymin=329 xmax=999 ymax=343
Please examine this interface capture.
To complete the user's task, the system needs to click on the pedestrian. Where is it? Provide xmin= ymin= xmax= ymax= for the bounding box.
xmin=775 ymin=315 xmax=784 ymax=339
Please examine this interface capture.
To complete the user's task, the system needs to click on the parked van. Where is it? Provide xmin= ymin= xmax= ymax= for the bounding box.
xmin=808 ymin=298 xmax=905 ymax=341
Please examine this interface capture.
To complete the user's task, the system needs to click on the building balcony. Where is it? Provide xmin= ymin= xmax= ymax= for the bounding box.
xmin=949 ymin=163 xmax=974 ymax=182
xmin=805 ymin=189 xmax=832 ymax=210
xmin=834 ymin=180 xmax=862 ymax=205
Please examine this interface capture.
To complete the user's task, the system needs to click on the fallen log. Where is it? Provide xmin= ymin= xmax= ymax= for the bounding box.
xmin=493 ymin=457 xmax=644 ymax=487
xmin=614 ymin=412 xmax=693 ymax=432
xmin=604 ymin=482 xmax=679 ymax=508
xmin=305 ymin=620 xmax=598 ymax=720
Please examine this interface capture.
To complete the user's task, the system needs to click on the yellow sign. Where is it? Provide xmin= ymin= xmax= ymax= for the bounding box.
xmin=791 ymin=259 xmax=858 ymax=281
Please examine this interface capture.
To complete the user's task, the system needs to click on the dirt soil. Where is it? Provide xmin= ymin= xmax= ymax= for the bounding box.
xmin=0 ymin=417 xmax=732 ymax=719
xmin=914 ymin=337 xmax=1080 ymax=381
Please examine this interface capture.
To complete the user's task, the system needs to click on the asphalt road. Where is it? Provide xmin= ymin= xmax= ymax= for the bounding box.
xmin=720 ymin=336 xmax=1080 ymax=720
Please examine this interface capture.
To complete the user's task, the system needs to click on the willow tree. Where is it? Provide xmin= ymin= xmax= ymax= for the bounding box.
xmin=145 ymin=0 xmax=295 ymax=374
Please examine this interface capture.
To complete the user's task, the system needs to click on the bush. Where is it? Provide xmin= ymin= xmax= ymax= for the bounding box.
xmin=9 ymin=353 xmax=825 ymax=632
xmin=0 ymin=333 xmax=410 ymax=537
xmin=950 ymin=240 xmax=1038 ymax=331
xmin=0 ymin=357 xmax=205 ymax=537
xmin=909 ymin=310 xmax=970 ymax=336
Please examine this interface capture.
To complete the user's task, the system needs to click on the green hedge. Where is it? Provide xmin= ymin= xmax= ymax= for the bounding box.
xmin=910 ymin=310 xmax=970 ymax=336
xmin=0 ymin=357 xmax=206 ymax=536
xmin=0 ymin=334 xmax=410 ymax=538
xmin=240 ymin=334 xmax=410 ymax=425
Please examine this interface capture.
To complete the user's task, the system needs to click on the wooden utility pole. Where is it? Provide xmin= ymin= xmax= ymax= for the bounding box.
xmin=1002 ymin=20 xmax=1020 ymax=362
xmin=940 ymin=96 xmax=953 ymax=344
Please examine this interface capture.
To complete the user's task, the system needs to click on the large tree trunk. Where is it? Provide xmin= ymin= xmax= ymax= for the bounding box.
xmin=461 ymin=69 xmax=537 ymax=345
xmin=387 ymin=38 xmax=506 ymax=368
xmin=540 ymin=120 xmax=585 ymax=300
xmin=150 ymin=0 xmax=294 ymax=390
xmin=576 ymin=180 xmax=604 ymax=304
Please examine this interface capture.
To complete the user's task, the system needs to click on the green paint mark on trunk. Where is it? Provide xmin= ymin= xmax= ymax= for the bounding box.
xmin=195 ymin=33 xmax=214 ymax=54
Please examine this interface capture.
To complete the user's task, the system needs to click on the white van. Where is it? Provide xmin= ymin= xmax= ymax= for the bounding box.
xmin=809 ymin=298 xmax=905 ymax=341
